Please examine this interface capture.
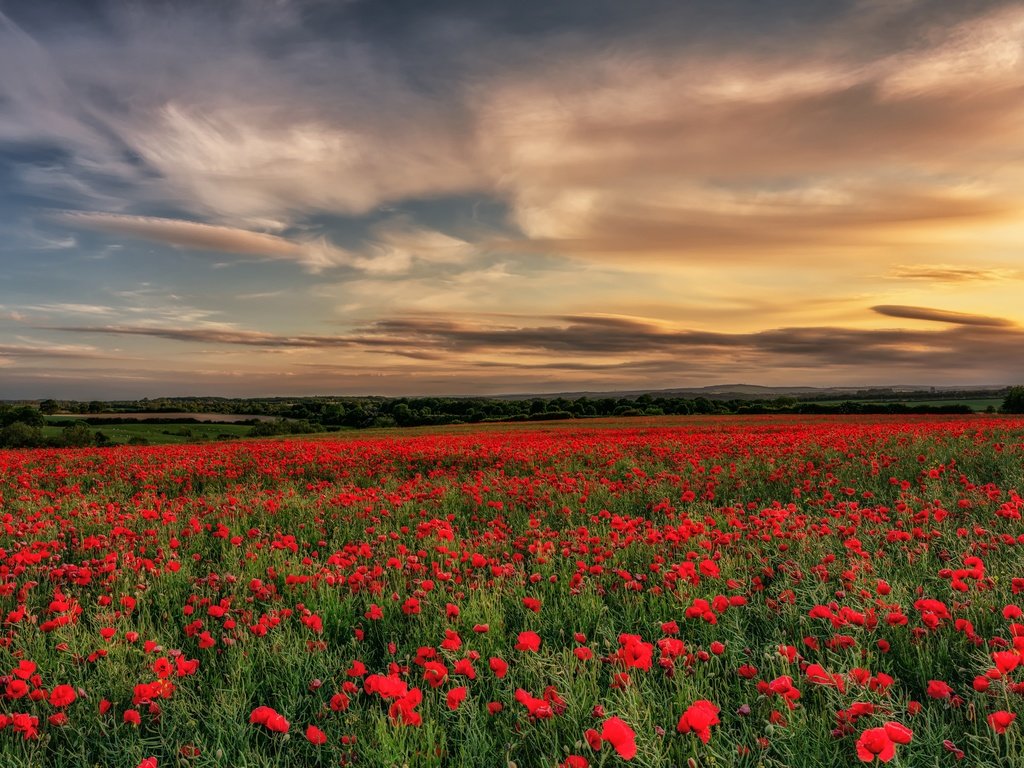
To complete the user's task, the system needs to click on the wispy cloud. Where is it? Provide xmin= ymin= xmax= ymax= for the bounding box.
xmin=43 ymin=325 xmax=362 ymax=348
xmin=40 ymin=311 xmax=1024 ymax=379
xmin=9 ymin=2 xmax=1022 ymax=265
xmin=0 ymin=340 xmax=108 ymax=359
xmin=56 ymin=211 xmax=354 ymax=272
xmin=886 ymin=264 xmax=1018 ymax=282
xmin=475 ymin=4 xmax=1024 ymax=264
xmin=54 ymin=211 xmax=483 ymax=275
xmin=871 ymin=305 xmax=1015 ymax=327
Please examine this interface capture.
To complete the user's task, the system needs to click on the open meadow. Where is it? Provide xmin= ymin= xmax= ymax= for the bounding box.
xmin=2 ymin=416 xmax=1024 ymax=767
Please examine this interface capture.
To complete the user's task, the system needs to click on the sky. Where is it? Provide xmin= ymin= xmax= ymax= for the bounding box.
xmin=1 ymin=0 xmax=1024 ymax=398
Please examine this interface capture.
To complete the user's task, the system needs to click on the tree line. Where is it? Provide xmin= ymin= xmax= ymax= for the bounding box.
xmin=5 ymin=393 xmax=1011 ymax=449
xmin=0 ymin=406 xmax=111 ymax=449
xmin=3 ymin=390 xmax=1020 ymax=448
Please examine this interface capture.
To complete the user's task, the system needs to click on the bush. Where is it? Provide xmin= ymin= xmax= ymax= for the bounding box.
xmin=527 ymin=411 xmax=574 ymax=421
xmin=0 ymin=422 xmax=45 ymax=448
xmin=1001 ymin=386 xmax=1024 ymax=413
xmin=248 ymin=419 xmax=321 ymax=438
xmin=61 ymin=423 xmax=96 ymax=447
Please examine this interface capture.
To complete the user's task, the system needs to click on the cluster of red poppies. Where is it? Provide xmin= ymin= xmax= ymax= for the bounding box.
xmin=1 ymin=416 xmax=1023 ymax=765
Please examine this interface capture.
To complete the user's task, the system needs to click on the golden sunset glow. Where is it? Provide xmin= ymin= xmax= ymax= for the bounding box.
xmin=2 ymin=0 xmax=1023 ymax=396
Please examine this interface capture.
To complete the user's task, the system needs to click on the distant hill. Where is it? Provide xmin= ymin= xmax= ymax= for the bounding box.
xmin=491 ymin=384 xmax=1009 ymax=401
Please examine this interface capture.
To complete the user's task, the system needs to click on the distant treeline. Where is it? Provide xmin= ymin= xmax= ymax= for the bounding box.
xmin=0 ymin=405 xmax=112 ymax=449
xmin=4 ymin=392 xmax=1015 ymax=448
xmin=9 ymin=395 xmax=984 ymax=435
xmin=24 ymin=387 xmax=1010 ymax=419
xmin=46 ymin=417 xmax=266 ymax=426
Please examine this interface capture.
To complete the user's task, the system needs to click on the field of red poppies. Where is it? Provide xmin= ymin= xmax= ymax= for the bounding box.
xmin=2 ymin=416 xmax=1024 ymax=767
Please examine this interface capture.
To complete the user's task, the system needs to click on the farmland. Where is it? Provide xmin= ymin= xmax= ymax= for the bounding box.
xmin=40 ymin=421 xmax=254 ymax=446
xmin=2 ymin=416 xmax=1024 ymax=767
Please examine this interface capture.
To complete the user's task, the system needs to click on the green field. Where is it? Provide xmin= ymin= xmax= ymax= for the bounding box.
xmin=41 ymin=421 xmax=254 ymax=445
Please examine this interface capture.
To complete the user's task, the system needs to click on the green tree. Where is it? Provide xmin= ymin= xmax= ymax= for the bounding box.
xmin=2 ymin=406 xmax=45 ymax=428
xmin=0 ymin=422 xmax=44 ymax=448
xmin=39 ymin=399 xmax=60 ymax=415
xmin=1001 ymin=386 xmax=1024 ymax=413
xmin=61 ymin=422 xmax=96 ymax=447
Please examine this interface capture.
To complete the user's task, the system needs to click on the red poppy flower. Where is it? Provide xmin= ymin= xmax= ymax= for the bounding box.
xmin=515 ymin=631 xmax=541 ymax=652
xmin=305 ymin=724 xmax=327 ymax=745
xmin=446 ymin=686 xmax=467 ymax=711
xmin=855 ymin=722 xmax=912 ymax=763
xmin=988 ymin=710 xmax=1016 ymax=734
xmin=453 ymin=658 xmax=476 ymax=679
xmin=993 ymin=651 xmax=1021 ymax=675
xmin=12 ymin=661 xmax=36 ymax=680
xmin=440 ymin=630 xmax=462 ymax=651
xmin=514 ymin=689 xmax=553 ymax=720
xmin=601 ymin=716 xmax=637 ymax=760
xmin=388 ymin=688 xmax=423 ymax=726
xmin=423 ymin=661 xmax=448 ymax=688
xmin=250 ymin=706 xmax=289 ymax=733
xmin=856 ymin=728 xmax=895 ymax=763
xmin=677 ymin=700 xmax=720 ymax=743
xmin=489 ymin=657 xmax=509 ymax=679
xmin=49 ymin=685 xmax=77 ymax=708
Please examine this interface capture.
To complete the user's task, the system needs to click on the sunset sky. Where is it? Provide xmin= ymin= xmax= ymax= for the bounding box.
xmin=2 ymin=0 xmax=1024 ymax=398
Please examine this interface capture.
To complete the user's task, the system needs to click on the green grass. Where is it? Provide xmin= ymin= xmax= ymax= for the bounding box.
xmin=41 ymin=422 xmax=253 ymax=445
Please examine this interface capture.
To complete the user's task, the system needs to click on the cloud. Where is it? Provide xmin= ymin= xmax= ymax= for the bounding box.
xmin=886 ymin=264 xmax=1018 ymax=282
xmin=871 ymin=305 xmax=1015 ymax=327
xmin=23 ymin=302 xmax=117 ymax=316
xmin=2 ymin=4 xmax=482 ymax=227
xmin=43 ymin=325 xmax=359 ymax=348
xmin=56 ymin=211 xmax=353 ymax=271
xmin=7 ymin=1 xmax=1024 ymax=274
xmin=42 ymin=311 xmax=1024 ymax=376
xmin=494 ymin=183 xmax=1012 ymax=261
xmin=5 ymin=1 xmax=1024 ymax=397
xmin=474 ymin=4 xmax=1024 ymax=263
xmin=55 ymin=211 xmax=481 ymax=274
xmin=119 ymin=101 xmax=482 ymax=226
xmin=0 ymin=341 xmax=108 ymax=359
xmin=347 ymin=218 xmax=478 ymax=275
